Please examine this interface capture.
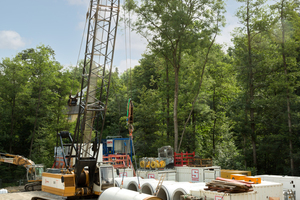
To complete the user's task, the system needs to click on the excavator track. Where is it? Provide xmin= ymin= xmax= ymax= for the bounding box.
xmin=25 ymin=181 xmax=42 ymax=191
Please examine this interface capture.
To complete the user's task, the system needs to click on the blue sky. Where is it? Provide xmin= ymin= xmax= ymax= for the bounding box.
xmin=0 ymin=0 xmax=241 ymax=74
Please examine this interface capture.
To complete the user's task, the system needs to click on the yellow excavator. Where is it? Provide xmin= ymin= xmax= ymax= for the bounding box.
xmin=0 ymin=153 xmax=44 ymax=191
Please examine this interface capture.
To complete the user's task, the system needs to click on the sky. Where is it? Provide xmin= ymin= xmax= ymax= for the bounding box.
xmin=0 ymin=0 xmax=242 ymax=74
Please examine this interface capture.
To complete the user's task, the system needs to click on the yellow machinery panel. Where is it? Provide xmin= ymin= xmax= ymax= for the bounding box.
xmin=42 ymin=172 xmax=76 ymax=197
xmin=221 ymin=169 xmax=251 ymax=179
xmin=245 ymin=176 xmax=261 ymax=184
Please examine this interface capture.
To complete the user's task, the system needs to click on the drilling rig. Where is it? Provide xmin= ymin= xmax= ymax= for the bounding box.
xmin=41 ymin=0 xmax=120 ymax=197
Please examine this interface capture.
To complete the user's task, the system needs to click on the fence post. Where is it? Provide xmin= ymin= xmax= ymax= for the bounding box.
xmin=0 ymin=178 xmax=2 ymax=188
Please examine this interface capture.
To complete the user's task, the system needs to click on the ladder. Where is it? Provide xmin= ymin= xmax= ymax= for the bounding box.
xmin=154 ymin=174 xmax=166 ymax=196
xmin=288 ymin=189 xmax=296 ymax=200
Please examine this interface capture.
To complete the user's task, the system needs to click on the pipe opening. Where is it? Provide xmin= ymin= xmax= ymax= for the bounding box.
xmin=141 ymin=185 xmax=153 ymax=195
xmin=157 ymin=188 xmax=168 ymax=200
xmin=173 ymin=190 xmax=185 ymax=200
xmin=127 ymin=183 xmax=138 ymax=191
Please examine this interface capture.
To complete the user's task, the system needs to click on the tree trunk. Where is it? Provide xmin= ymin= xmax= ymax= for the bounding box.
xmin=244 ymin=134 xmax=247 ymax=168
xmin=280 ymin=0 xmax=294 ymax=175
xmin=29 ymin=84 xmax=42 ymax=158
xmin=9 ymin=96 xmax=15 ymax=154
xmin=212 ymin=87 xmax=216 ymax=154
xmin=192 ymin=110 xmax=196 ymax=151
xmin=174 ymin=67 xmax=179 ymax=152
xmin=246 ymin=0 xmax=257 ymax=168
xmin=166 ymin=62 xmax=170 ymax=141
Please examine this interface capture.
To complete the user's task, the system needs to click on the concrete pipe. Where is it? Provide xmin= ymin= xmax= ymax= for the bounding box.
xmin=127 ymin=179 xmax=159 ymax=192
xmin=98 ymin=187 xmax=161 ymax=200
xmin=114 ymin=177 xmax=142 ymax=189
xmin=157 ymin=182 xmax=207 ymax=200
xmin=171 ymin=182 xmax=206 ymax=200
xmin=141 ymin=181 xmax=188 ymax=195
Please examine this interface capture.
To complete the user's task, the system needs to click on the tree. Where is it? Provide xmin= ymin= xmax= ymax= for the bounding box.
xmin=269 ymin=0 xmax=300 ymax=175
xmin=18 ymin=45 xmax=62 ymax=158
xmin=126 ymin=0 xmax=225 ymax=152
xmin=234 ymin=0 xmax=270 ymax=168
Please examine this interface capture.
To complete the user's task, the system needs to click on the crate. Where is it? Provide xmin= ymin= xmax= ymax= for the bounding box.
xmin=245 ymin=176 xmax=261 ymax=184
xmin=191 ymin=189 xmax=257 ymax=200
xmin=230 ymin=174 xmax=246 ymax=180
xmin=189 ymin=158 xmax=213 ymax=167
xmin=221 ymin=170 xmax=251 ymax=179
xmin=174 ymin=152 xmax=195 ymax=166
xmin=252 ymin=181 xmax=283 ymax=200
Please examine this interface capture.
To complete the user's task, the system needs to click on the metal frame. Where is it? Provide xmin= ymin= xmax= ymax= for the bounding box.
xmin=67 ymin=0 xmax=120 ymax=189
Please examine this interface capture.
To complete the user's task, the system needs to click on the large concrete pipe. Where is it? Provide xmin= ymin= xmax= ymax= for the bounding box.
xmin=114 ymin=177 xmax=142 ymax=188
xmin=141 ymin=181 xmax=191 ymax=195
xmin=98 ymin=187 xmax=162 ymax=200
xmin=127 ymin=179 xmax=159 ymax=192
xmin=171 ymin=183 xmax=206 ymax=200
xmin=157 ymin=182 xmax=207 ymax=200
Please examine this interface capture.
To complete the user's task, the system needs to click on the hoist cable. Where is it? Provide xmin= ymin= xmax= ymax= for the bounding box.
xmin=71 ymin=7 xmax=89 ymax=95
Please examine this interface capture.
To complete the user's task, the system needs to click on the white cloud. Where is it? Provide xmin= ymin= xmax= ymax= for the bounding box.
xmin=216 ymin=12 xmax=240 ymax=47
xmin=66 ymin=0 xmax=89 ymax=5
xmin=0 ymin=30 xmax=26 ymax=50
xmin=115 ymin=59 xmax=139 ymax=74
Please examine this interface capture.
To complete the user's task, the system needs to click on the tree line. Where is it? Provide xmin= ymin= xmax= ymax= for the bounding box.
xmin=0 ymin=0 xmax=300 ymax=182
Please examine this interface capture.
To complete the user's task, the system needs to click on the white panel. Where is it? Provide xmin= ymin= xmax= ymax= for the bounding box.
xmin=42 ymin=176 xmax=65 ymax=189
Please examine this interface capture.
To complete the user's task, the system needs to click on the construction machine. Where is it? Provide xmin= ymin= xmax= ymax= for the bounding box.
xmin=40 ymin=0 xmax=120 ymax=198
xmin=0 ymin=153 xmax=44 ymax=191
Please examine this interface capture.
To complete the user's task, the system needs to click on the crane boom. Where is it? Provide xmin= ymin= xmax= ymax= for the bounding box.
xmin=68 ymin=0 xmax=120 ymax=191
xmin=73 ymin=0 xmax=120 ymax=157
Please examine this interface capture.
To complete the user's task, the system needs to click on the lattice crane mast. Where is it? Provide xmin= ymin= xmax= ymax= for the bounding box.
xmin=42 ymin=0 xmax=120 ymax=197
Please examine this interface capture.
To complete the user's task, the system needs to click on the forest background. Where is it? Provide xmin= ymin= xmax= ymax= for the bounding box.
xmin=0 ymin=0 xmax=300 ymax=185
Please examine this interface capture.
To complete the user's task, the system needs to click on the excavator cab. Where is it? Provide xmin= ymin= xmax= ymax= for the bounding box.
xmin=27 ymin=164 xmax=45 ymax=182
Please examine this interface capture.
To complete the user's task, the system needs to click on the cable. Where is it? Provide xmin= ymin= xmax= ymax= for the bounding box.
xmin=71 ymin=6 xmax=89 ymax=95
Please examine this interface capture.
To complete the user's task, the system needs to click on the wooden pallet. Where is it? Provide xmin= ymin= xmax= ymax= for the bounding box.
xmin=205 ymin=177 xmax=253 ymax=193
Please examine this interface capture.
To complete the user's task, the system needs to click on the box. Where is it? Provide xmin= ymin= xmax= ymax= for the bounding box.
xmin=175 ymin=166 xmax=221 ymax=183
xmin=191 ymin=189 xmax=257 ymax=200
xmin=114 ymin=168 xmax=134 ymax=178
xmin=221 ymin=169 xmax=251 ymax=178
xmin=230 ymin=174 xmax=246 ymax=180
xmin=245 ymin=176 xmax=261 ymax=184
xmin=252 ymin=181 xmax=283 ymax=200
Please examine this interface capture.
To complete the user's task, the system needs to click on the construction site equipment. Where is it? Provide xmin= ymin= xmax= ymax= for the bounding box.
xmin=244 ymin=176 xmax=261 ymax=184
xmin=189 ymin=157 xmax=213 ymax=167
xmin=174 ymin=152 xmax=195 ymax=166
xmin=153 ymin=174 xmax=165 ymax=196
xmin=39 ymin=0 xmax=121 ymax=198
xmin=98 ymin=187 xmax=161 ymax=200
xmin=0 ymin=153 xmax=44 ymax=191
xmin=221 ymin=169 xmax=251 ymax=178
xmin=230 ymin=174 xmax=246 ymax=180
xmin=102 ymin=137 xmax=133 ymax=161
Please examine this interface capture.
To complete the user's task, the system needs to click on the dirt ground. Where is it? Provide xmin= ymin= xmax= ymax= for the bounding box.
xmin=0 ymin=186 xmax=65 ymax=200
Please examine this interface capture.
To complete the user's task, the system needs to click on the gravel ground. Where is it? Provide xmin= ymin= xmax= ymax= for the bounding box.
xmin=0 ymin=191 xmax=65 ymax=200
xmin=0 ymin=186 xmax=65 ymax=200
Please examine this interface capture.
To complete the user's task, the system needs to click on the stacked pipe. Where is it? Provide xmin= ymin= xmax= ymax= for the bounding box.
xmin=98 ymin=187 xmax=161 ymax=200
xmin=116 ymin=177 xmax=206 ymax=200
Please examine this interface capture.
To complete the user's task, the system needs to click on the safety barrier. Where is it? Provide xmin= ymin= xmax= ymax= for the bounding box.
xmin=174 ymin=152 xmax=195 ymax=166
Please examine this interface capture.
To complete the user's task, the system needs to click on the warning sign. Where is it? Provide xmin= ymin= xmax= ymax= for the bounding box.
xmin=215 ymin=196 xmax=223 ymax=200
xmin=191 ymin=169 xmax=199 ymax=182
xmin=148 ymin=174 xmax=155 ymax=179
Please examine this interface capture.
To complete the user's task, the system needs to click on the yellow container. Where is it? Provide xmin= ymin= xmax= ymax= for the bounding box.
xmin=245 ymin=176 xmax=261 ymax=184
xmin=221 ymin=169 xmax=251 ymax=179
xmin=230 ymin=174 xmax=246 ymax=180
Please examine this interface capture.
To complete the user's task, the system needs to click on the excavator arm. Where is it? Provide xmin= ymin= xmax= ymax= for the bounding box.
xmin=0 ymin=153 xmax=44 ymax=191
xmin=0 ymin=153 xmax=35 ymax=172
